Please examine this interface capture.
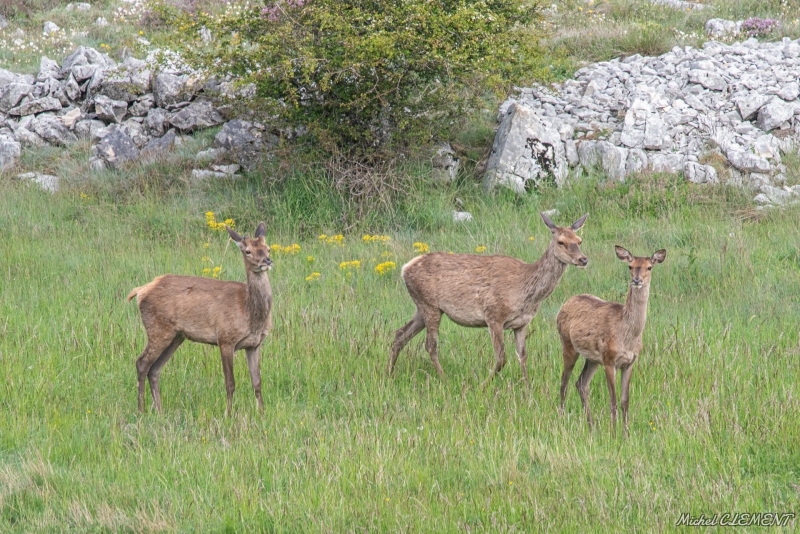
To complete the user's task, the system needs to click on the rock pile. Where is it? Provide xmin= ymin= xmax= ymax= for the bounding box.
xmin=485 ymin=37 xmax=800 ymax=206
xmin=0 ymin=46 xmax=277 ymax=184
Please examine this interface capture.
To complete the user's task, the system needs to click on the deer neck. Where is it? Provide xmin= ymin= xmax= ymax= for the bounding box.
xmin=245 ymin=270 xmax=272 ymax=332
xmin=622 ymin=282 xmax=650 ymax=343
xmin=522 ymin=242 xmax=568 ymax=303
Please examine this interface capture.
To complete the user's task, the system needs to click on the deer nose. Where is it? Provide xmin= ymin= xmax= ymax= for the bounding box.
xmin=578 ymin=257 xmax=588 ymax=267
xmin=264 ymin=258 xmax=273 ymax=266
xmin=632 ymin=277 xmax=643 ymax=285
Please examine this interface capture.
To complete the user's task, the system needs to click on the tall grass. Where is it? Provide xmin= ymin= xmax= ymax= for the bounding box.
xmin=1 ymin=166 xmax=799 ymax=531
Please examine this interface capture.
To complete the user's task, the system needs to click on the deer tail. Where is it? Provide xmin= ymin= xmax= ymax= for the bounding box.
xmin=126 ymin=287 xmax=141 ymax=302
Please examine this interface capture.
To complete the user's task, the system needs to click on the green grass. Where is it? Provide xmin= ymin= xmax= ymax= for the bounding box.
xmin=1 ymin=166 xmax=799 ymax=531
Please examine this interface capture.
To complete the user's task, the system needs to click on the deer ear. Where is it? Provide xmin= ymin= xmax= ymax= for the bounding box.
xmin=227 ymin=225 xmax=243 ymax=243
xmin=571 ymin=213 xmax=588 ymax=230
xmin=615 ymin=245 xmax=633 ymax=262
xmin=254 ymin=222 xmax=266 ymax=239
xmin=651 ymin=249 xmax=666 ymax=264
xmin=540 ymin=212 xmax=557 ymax=231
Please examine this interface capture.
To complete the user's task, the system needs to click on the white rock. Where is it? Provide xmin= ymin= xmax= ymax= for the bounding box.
xmin=191 ymin=169 xmax=229 ymax=180
xmin=452 ymin=211 xmax=474 ymax=222
xmin=211 ymin=164 xmax=240 ymax=175
xmin=42 ymin=21 xmax=59 ymax=35
xmin=16 ymin=172 xmax=59 ymax=192
xmin=778 ymin=82 xmax=800 ymax=102
xmin=60 ymin=108 xmax=81 ymax=128
xmin=483 ymin=102 xmax=568 ymax=192
xmin=755 ymin=99 xmax=795 ymax=131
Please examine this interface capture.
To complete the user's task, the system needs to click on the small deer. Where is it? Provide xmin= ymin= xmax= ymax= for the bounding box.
xmin=556 ymin=246 xmax=666 ymax=435
xmin=389 ymin=212 xmax=589 ymax=386
xmin=127 ymin=222 xmax=273 ymax=414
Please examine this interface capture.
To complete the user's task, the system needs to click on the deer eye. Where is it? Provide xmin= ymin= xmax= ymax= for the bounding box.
xmin=629 ymin=266 xmax=633 ymax=270
xmin=245 ymin=249 xmax=251 ymax=255
xmin=648 ymin=267 xmax=652 ymax=270
xmin=558 ymin=242 xmax=565 ymax=246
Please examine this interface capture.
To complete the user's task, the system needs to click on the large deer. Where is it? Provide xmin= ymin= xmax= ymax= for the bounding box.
xmin=389 ymin=212 xmax=589 ymax=386
xmin=556 ymin=245 xmax=666 ymax=435
xmin=127 ymin=222 xmax=273 ymax=414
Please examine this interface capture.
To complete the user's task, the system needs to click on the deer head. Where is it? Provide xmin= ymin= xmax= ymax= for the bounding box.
xmin=615 ymin=246 xmax=666 ymax=289
xmin=541 ymin=212 xmax=589 ymax=268
xmin=227 ymin=222 xmax=273 ymax=273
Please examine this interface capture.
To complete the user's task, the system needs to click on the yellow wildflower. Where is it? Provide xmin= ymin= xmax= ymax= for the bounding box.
xmin=363 ymin=234 xmax=391 ymax=243
xmin=475 ymin=245 xmax=487 ymax=253
xmin=326 ymin=234 xmax=344 ymax=245
xmin=339 ymin=260 xmax=361 ymax=270
xmin=305 ymin=272 xmax=321 ymax=282
xmin=413 ymin=242 xmax=429 ymax=254
xmin=212 ymin=266 xmax=222 ymax=279
xmin=202 ymin=267 xmax=212 ymax=276
xmin=375 ymin=261 xmax=396 ymax=275
xmin=203 ymin=242 xmax=210 ymax=248
xmin=205 ymin=211 xmax=232 ymax=231
xmin=380 ymin=251 xmax=394 ymax=258
xmin=307 ymin=255 xmax=315 ymax=263
xmin=271 ymin=243 xmax=300 ymax=254
xmin=318 ymin=234 xmax=328 ymax=240
xmin=528 ymin=236 xmax=535 ymax=241
xmin=201 ymin=256 xmax=212 ymax=263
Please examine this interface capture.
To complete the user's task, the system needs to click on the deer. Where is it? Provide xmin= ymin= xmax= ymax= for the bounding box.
xmin=127 ymin=222 xmax=273 ymax=415
xmin=389 ymin=212 xmax=589 ymax=387
xmin=556 ymin=245 xmax=666 ymax=436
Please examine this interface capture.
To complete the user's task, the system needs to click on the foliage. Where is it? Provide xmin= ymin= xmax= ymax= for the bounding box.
xmin=162 ymin=0 xmax=542 ymax=154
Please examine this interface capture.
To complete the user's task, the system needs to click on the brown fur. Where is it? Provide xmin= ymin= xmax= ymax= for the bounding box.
xmin=556 ymin=245 xmax=666 ymax=435
xmin=389 ymin=212 xmax=589 ymax=386
xmin=128 ymin=223 xmax=273 ymax=414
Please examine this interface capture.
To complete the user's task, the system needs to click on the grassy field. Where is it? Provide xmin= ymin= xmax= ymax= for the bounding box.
xmin=2 ymin=0 xmax=800 ymax=531
xmin=1 ymin=162 xmax=800 ymax=531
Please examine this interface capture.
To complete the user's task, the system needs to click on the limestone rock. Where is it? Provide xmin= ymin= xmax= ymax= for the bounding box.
xmin=0 ymin=137 xmax=21 ymax=170
xmin=141 ymin=129 xmax=178 ymax=157
xmin=168 ymin=99 xmax=224 ymax=132
xmin=93 ymin=94 xmax=128 ymax=123
xmin=684 ymin=162 xmax=719 ymax=184
xmin=755 ymin=99 xmax=795 ymax=131
xmin=431 ymin=143 xmax=460 ymax=182
xmin=153 ymin=73 xmax=191 ymax=108
xmin=483 ymin=102 xmax=568 ymax=192
xmin=99 ymin=57 xmax=151 ymax=102
xmin=94 ymin=128 xmax=139 ymax=168
xmin=0 ymin=83 xmax=33 ymax=113
xmin=213 ymin=119 xmax=277 ymax=172
xmin=31 ymin=115 xmax=78 ymax=146
xmin=8 ymin=97 xmax=62 ymax=116
xmin=16 ymin=172 xmax=59 ymax=192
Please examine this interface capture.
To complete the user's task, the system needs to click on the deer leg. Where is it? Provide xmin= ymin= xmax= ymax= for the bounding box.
xmin=423 ymin=311 xmax=444 ymax=377
xmin=245 ymin=346 xmax=264 ymax=411
xmin=560 ymin=340 xmax=579 ymax=414
xmin=135 ymin=333 xmax=175 ymax=413
xmin=482 ymin=323 xmax=506 ymax=390
xmin=620 ymin=364 xmax=635 ymax=437
xmin=513 ymin=326 xmax=530 ymax=388
xmin=219 ymin=345 xmax=236 ymax=416
xmin=388 ymin=311 xmax=425 ymax=375
xmin=147 ymin=335 xmax=184 ymax=413
xmin=575 ymin=360 xmax=600 ymax=427
xmin=604 ymin=365 xmax=618 ymax=437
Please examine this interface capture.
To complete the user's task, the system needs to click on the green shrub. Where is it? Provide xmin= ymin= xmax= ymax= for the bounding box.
xmin=162 ymin=0 xmax=542 ymax=155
